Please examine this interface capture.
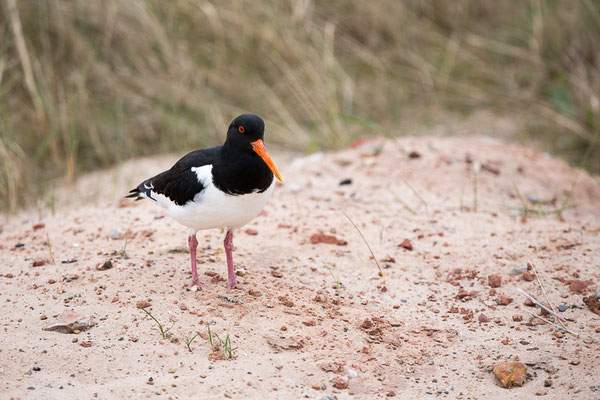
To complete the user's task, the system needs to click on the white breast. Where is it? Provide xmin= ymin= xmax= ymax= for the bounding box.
xmin=151 ymin=164 xmax=274 ymax=231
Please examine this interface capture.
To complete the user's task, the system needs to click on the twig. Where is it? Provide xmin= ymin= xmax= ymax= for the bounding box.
xmin=512 ymin=182 xmax=530 ymax=213
xmin=399 ymin=176 xmax=428 ymax=211
xmin=528 ymin=261 xmax=568 ymax=331
xmin=523 ymin=309 xmax=579 ymax=337
xmin=390 ymin=189 xmax=417 ymax=215
xmin=516 ymin=288 xmax=567 ymax=323
xmin=45 ymin=232 xmax=55 ymax=264
xmin=472 ymin=162 xmax=480 ymax=212
xmin=344 ymin=212 xmax=386 ymax=282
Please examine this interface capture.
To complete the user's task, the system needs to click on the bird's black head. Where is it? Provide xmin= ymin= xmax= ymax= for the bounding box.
xmin=226 ymin=114 xmax=265 ymax=143
xmin=224 ymin=114 xmax=282 ymax=181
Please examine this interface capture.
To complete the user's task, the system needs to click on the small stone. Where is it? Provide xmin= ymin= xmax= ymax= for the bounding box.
xmin=512 ymin=314 xmax=523 ymax=322
xmin=399 ymin=239 xmax=413 ymax=251
xmin=544 ymin=380 xmax=552 ymax=387
xmin=271 ymin=270 xmax=282 ymax=278
xmin=248 ymin=289 xmax=262 ymax=297
xmin=495 ymin=295 xmax=513 ymax=306
xmin=96 ymin=260 xmax=113 ymax=271
xmin=493 ymin=362 xmax=527 ymax=388
xmin=522 ymin=270 xmax=534 ymax=281
xmin=179 ymin=303 xmax=188 ymax=311
xmin=536 ymin=390 xmax=547 ymax=396
xmin=244 ymin=229 xmax=258 ymax=236
xmin=40 ymin=315 xmax=47 ymax=320
xmin=331 ymin=376 xmax=348 ymax=389
xmin=478 ymin=314 xmax=490 ymax=323
xmin=339 ymin=178 xmax=352 ymax=185
xmin=524 ymin=298 xmax=535 ymax=307
xmin=235 ymin=268 xmax=245 ymax=277
xmin=488 ymin=275 xmax=502 ymax=288
xmin=32 ymin=366 xmax=41 ymax=372
xmin=31 ymin=259 xmax=47 ymax=267
xmin=558 ymin=305 xmax=569 ymax=312
xmin=361 ymin=319 xmax=373 ymax=329
xmin=555 ymin=331 xmax=564 ymax=338
xmin=136 ymin=300 xmax=151 ymax=309
xmin=79 ymin=340 xmax=92 ymax=347
xmin=109 ymin=230 xmax=122 ymax=240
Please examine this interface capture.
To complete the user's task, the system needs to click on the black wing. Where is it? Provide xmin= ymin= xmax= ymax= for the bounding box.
xmin=125 ymin=146 xmax=221 ymax=206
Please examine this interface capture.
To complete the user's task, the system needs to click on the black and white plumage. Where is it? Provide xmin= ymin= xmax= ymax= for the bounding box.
xmin=126 ymin=114 xmax=282 ymax=290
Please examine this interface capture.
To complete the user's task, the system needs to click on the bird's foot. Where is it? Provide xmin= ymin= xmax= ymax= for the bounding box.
xmin=187 ymin=279 xmax=206 ymax=291
xmin=226 ymin=278 xmax=245 ymax=292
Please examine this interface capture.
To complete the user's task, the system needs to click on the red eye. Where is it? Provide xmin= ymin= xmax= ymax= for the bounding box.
xmin=238 ymin=126 xmax=245 ymax=133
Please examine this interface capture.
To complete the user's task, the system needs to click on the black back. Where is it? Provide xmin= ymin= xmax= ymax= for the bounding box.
xmin=126 ymin=114 xmax=274 ymax=205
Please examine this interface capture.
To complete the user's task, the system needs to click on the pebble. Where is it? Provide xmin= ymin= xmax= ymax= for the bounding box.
xmin=136 ymin=300 xmax=151 ymax=309
xmin=331 ymin=376 xmax=348 ymax=389
xmin=558 ymin=305 xmax=569 ymax=312
xmin=109 ymin=230 xmax=122 ymax=240
xmin=493 ymin=362 xmax=527 ymax=388
xmin=544 ymin=380 xmax=552 ymax=387
xmin=488 ymin=275 xmax=502 ymax=288
xmin=495 ymin=295 xmax=513 ymax=306
xmin=96 ymin=260 xmax=113 ymax=271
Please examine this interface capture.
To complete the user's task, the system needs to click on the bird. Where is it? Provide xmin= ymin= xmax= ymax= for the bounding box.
xmin=126 ymin=114 xmax=282 ymax=290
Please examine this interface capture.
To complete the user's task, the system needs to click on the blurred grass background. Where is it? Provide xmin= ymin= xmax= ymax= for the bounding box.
xmin=0 ymin=0 xmax=599 ymax=210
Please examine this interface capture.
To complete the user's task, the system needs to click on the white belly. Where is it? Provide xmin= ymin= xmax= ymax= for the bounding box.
xmin=151 ymin=165 xmax=274 ymax=231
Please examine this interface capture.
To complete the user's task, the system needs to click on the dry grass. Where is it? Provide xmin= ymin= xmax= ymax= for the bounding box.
xmin=0 ymin=0 xmax=599 ymax=210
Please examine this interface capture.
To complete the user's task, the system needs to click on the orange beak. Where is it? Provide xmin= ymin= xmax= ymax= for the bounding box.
xmin=251 ymin=139 xmax=283 ymax=182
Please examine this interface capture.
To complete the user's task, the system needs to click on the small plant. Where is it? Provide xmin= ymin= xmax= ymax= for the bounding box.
xmin=206 ymin=324 xmax=237 ymax=359
xmin=324 ymin=264 xmax=341 ymax=290
xmin=141 ymin=308 xmax=172 ymax=338
xmin=508 ymin=182 xmax=575 ymax=217
xmin=120 ymin=233 xmax=129 ymax=258
xmin=184 ymin=332 xmax=200 ymax=353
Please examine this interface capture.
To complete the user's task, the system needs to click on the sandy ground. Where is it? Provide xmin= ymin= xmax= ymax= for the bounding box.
xmin=1 ymin=136 xmax=599 ymax=400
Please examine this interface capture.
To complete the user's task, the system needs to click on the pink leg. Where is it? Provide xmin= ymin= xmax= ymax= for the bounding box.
xmin=188 ymin=232 xmax=204 ymax=289
xmin=224 ymin=229 xmax=238 ymax=291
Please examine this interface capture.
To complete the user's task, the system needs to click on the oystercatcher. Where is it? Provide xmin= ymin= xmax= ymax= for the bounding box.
xmin=126 ymin=114 xmax=282 ymax=290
